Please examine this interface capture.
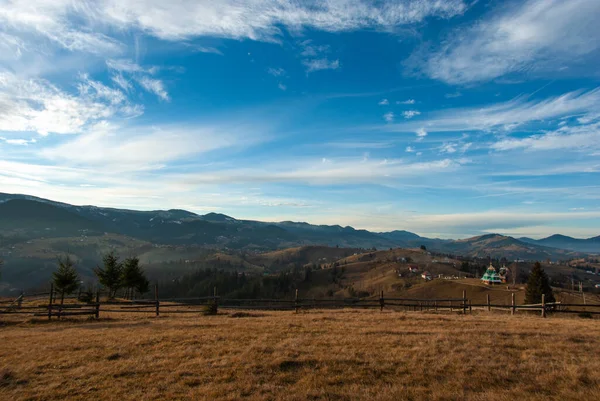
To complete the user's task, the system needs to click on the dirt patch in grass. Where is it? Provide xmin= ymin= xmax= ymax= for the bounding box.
xmin=228 ymin=312 xmax=265 ymax=318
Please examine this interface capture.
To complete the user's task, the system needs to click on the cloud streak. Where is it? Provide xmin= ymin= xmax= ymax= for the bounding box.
xmin=415 ymin=0 xmax=600 ymax=84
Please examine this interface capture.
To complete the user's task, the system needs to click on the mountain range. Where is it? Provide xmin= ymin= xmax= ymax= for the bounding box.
xmin=1 ymin=193 xmax=598 ymax=260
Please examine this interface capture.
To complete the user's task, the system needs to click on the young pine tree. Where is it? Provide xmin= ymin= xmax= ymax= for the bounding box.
xmin=121 ymin=256 xmax=150 ymax=299
xmin=53 ymin=255 xmax=80 ymax=306
xmin=525 ymin=262 xmax=555 ymax=304
xmin=94 ymin=251 xmax=123 ymax=298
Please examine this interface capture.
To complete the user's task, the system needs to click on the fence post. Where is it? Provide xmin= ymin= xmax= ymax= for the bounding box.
xmin=295 ymin=289 xmax=299 ymax=314
xmin=155 ymin=284 xmax=160 ymax=316
xmin=462 ymin=290 xmax=467 ymax=314
xmin=511 ymin=293 xmax=515 ymax=316
xmin=17 ymin=291 xmax=23 ymax=309
xmin=469 ymin=299 xmax=472 ymax=314
xmin=434 ymin=300 xmax=437 ymax=312
xmin=541 ymin=294 xmax=546 ymax=318
xmin=95 ymin=291 xmax=100 ymax=319
xmin=48 ymin=283 xmax=54 ymax=320
xmin=487 ymin=294 xmax=491 ymax=312
xmin=213 ymin=286 xmax=218 ymax=315
xmin=379 ymin=290 xmax=384 ymax=312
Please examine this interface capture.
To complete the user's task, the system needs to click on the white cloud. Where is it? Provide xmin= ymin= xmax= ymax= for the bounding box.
xmin=397 ymin=99 xmax=415 ymax=105
xmin=416 ymin=128 xmax=427 ymax=140
xmin=106 ymin=59 xmax=150 ymax=74
xmin=0 ymin=0 xmax=468 ymax=63
xmin=378 ymin=98 xmax=389 ymax=105
xmin=193 ymin=46 xmax=223 ymax=55
xmin=383 ymin=88 xmax=600 ymax=133
xmin=111 ymin=74 xmax=132 ymax=92
xmin=267 ymin=67 xmax=285 ymax=77
xmin=405 ymin=146 xmax=415 ymax=153
xmin=0 ymin=137 xmax=36 ymax=146
xmin=300 ymin=41 xmax=330 ymax=57
xmin=278 ymin=83 xmax=287 ymax=91
xmin=402 ymin=110 xmax=421 ymax=119
xmin=93 ymin=1 xmax=467 ymax=42
xmin=492 ymin=124 xmax=600 ymax=152
xmin=439 ymin=143 xmax=456 ymax=154
xmin=383 ymin=112 xmax=395 ymax=123
xmin=303 ymin=58 xmax=340 ymax=72
xmin=417 ymin=0 xmax=600 ymax=84
xmin=178 ymin=157 xmax=468 ymax=185
xmin=0 ymin=71 xmax=138 ymax=136
xmin=136 ymin=76 xmax=170 ymax=101
xmin=40 ymin=121 xmax=261 ymax=170
xmin=405 ymin=210 xmax=600 ymax=235
xmin=445 ymin=92 xmax=462 ymax=98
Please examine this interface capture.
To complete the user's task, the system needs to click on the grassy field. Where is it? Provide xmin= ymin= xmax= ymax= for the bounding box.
xmin=1 ymin=310 xmax=600 ymax=400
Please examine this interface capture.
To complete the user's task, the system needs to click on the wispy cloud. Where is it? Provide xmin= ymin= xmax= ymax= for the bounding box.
xmin=178 ymin=157 xmax=469 ymax=185
xmin=402 ymin=110 xmax=421 ymax=119
xmin=303 ymin=58 xmax=340 ymax=73
xmin=378 ymin=98 xmax=389 ymax=105
xmin=492 ymin=124 xmax=600 ymax=152
xmin=383 ymin=112 xmax=395 ymax=123
xmin=267 ymin=67 xmax=285 ymax=77
xmin=414 ymin=0 xmax=600 ymax=84
xmin=397 ymin=99 xmax=415 ymax=105
xmin=40 ymin=121 xmax=263 ymax=171
xmin=137 ymin=76 xmax=170 ymax=101
xmin=107 ymin=59 xmax=170 ymax=101
xmin=382 ymin=88 xmax=600 ymax=133
xmin=445 ymin=92 xmax=462 ymax=98
xmin=300 ymin=41 xmax=330 ymax=57
xmin=0 ymin=137 xmax=36 ymax=146
xmin=193 ymin=46 xmax=223 ymax=55
xmin=0 ymin=71 xmax=139 ymax=136
xmin=278 ymin=83 xmax=287 ymax=91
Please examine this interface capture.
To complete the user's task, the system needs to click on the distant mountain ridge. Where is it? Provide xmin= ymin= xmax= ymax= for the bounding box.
xmin=519 ymin=234 xmax=600 ymax=254
xmin=0 ymin=192 xmax=598 ymax=259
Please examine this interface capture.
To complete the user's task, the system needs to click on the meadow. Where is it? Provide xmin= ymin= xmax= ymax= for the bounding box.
xmin=1 ymin=310 xmax=599 ymax=400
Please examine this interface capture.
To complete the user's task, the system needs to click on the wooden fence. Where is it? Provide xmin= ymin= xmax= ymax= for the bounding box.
xmin=1 ymin=287 xmax=599 ymax=320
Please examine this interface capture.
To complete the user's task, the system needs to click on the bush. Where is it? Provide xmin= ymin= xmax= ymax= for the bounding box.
xmin=203 ymin=302 xmax=218 ymax=316
xmin=578 ymin=312 xmax=593 ymax=319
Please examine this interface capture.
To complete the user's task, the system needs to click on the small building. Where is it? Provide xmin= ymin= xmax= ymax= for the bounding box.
xmin=481 ymin=264 xmax=503 ymax=285
xmin=408 ymin=265 xmax=419 ymax=273
xmin=498 ymin=265 xmax=509 ymax=284
xmin=421 ymin=271 xmax=432 ymax=281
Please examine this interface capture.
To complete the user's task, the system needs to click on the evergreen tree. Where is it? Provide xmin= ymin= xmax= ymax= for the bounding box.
xmin=525 ymin=262 xmax=555 ymax=304
xmin=94 ymin=251 xmax=123 ymax=298
xmin=53 ymin=255 xmax=80 ymax=306
xmin=121 ymin=256 xmax=150 ymax=298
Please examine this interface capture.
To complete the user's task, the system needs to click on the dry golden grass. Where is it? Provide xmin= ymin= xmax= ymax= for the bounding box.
xmin=1 ymin=310 xmax=600 ymax=401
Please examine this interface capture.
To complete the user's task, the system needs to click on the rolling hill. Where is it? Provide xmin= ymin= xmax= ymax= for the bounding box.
xmin=520 ymin=234 xmax=600 ymax=254
xmin=0 ymin=192 xmax=594 ymax=259
xmin=1 ymin=192 xmax=598 ymax=293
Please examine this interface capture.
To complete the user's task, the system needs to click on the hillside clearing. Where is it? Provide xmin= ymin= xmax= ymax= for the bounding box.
xmin=1 ymin=310 xmax=600 ymax=400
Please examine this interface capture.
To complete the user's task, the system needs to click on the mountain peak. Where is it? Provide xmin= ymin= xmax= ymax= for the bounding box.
xmin=200 ymin=212 xmax=237 ymax=222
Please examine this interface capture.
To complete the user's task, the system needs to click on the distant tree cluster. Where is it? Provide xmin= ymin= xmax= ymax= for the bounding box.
xmin=94 ymin=252 xmax=149 ymax=298
xmin=50 ymin=251 xmax=150 ymax=301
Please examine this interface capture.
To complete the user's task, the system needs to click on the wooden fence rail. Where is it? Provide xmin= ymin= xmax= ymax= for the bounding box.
xmin=2 ymin=288 xmax=600 ymax=319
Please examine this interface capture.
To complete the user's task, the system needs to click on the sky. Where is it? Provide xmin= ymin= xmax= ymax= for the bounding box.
xmin=1 ymin=0 xmax=600 ymax=239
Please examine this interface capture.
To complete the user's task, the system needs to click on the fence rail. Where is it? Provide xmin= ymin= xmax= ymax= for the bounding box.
xmin=2 ymin=287 xmax=600 ymax=320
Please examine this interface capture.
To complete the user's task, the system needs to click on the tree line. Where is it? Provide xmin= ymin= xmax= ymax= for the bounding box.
xmin=51 ymin=251 xmax=150 ymax=303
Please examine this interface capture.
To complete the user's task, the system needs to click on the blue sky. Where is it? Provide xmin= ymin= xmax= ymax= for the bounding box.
xmin=1 ymin=0 xmax=600 ymax=239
